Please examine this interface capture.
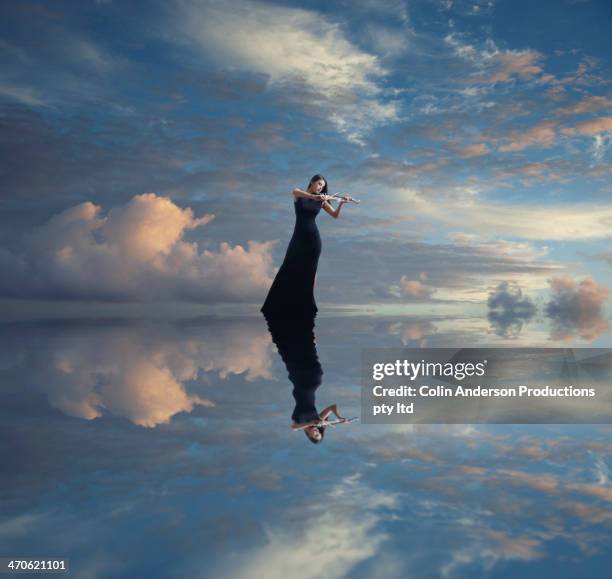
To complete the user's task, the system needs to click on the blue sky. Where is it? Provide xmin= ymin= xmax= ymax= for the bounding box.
xmin=0 ymin=0 xmax=611 ymax=338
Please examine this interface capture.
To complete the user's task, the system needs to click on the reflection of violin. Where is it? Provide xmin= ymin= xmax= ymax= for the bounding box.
xmin=293 ymin=417 xmax=358 ymax=431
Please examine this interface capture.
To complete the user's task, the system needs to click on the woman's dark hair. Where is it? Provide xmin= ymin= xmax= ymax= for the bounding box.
xmin=307 ymin=174 xmax=328 ymax=194
xmin=305 ymin=425 xmax=326 ymax=444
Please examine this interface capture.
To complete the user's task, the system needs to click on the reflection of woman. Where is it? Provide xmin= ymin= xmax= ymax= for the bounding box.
xmin=261 ymin=174 xmax=349 ymax=318
xmin=292 ymin=403 xmax=346 ymax=444
xmin=263 ymin=313 xmax=345 ymax=444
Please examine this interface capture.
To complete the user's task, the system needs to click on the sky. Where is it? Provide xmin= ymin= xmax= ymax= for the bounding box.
xmin=0 ymin=0 xmax=611 ymax=329
xmin=2 ymin=5 xmax=611 ymax=573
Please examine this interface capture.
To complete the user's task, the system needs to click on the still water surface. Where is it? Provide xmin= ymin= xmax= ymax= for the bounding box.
xmin=0 ymin=314 xmax=610 ymax=578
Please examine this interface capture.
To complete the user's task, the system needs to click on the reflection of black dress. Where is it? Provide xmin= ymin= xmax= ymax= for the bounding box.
xmin=263 ymin=314 xmax=323 ymax=424
xmin=261 ymin=197 xmax=323 ymax=318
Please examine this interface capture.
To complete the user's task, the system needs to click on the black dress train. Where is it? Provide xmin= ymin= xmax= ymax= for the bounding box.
xmin=263 ymin=314 xmax=323 ymax=425
xmin=261 ymin=196 xmax=323 ymax=318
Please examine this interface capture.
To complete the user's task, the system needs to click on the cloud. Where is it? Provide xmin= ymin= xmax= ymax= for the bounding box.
xmin=440 ymin=530 xmax=543 ymax=579
xmin=0 ymin=193 xmax=274 ymax=303
xmin=54 ymin=355 xmax=215 ymax=428
xmin=497 ymin=469 xmax=559 ymax=493
xmin=556 ymin=95 xmax=612 ymax=116
xmin=498 ymin=120 xmax=557 ymax=152
xmin=494 ymin=157 xmax=611 ymax=185
xmin=561 ymin=116 xmax=612 ymax=136
xmin=364 ymin=23 xmax=410 ymax=57
xmin=590 ymin=134 xmax=610 ymax=163
xmin=487 ymin=281 xmax=537 ymax=338
xmin=409 ymin=192 xmax=612 ymax=240
xmin=401 ymin=321 xmax=435 ymax=344
xmin=222 ymin=474 xmax=396 ymax=579
xmin=496 ymin=161 xmax=559 ymax=182
xmin=0 ymin=512 xmax=48 ymax=538
xmin=545 ymin=276 xmax=610 ymax=342
xmin=0 ymin=105 xmax=285 ymax=211
xmin=557 ymin=500 xmax=612 ymax=525
xmin=0 ymin=83 xmax=49 ymax=107
xmin=592 ymin=453 xmax=609 ymax=485
xmin=70 ymin=37 xmax=115 ymax=75
xmin=487 ymin=50 xmax=544 ymax=83
xmin=456 ymin=143 xmax=490 ymax=158
xmin=0 ymin=6 xmax=122 ymax=108
xmin=169 ymin=0 xmax=398 ymax=144
xmin=356 ymin=158 xmax=443 ymax=186
xmin=6 ymin=319 xmax=273 ymax=427
xmin=566 ymin=483 xmax=612 ymax=502
xmin=348 ymin=0 xmax=410 ymax=23
xmin=399 ymin=272 xmax=436 ymax=300
xmin=332 ymin=231 xmax=562 ymax=306
xmin=444 ymin=35 xmax=544 ymax=84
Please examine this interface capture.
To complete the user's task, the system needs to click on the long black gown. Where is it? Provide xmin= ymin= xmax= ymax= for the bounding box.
xmin=261 ymin=196 xmax=323 ymax=318
xmin=263 ymin=314 xmax=323 ymax=425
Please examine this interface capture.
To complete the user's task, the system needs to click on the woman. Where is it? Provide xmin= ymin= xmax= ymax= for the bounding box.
xmin=261 ymin=174 xmax=349 ymax=318
xmin=292 ymin=403 xmax=347 ymax=444
xmin=263 ymin=311 xmax=347 ymax=445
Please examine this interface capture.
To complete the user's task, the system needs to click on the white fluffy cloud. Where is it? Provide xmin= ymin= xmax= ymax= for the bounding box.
xmin=0 ymin=193 xmax=274 ymax=303
xmin=171 ymin=0 xmax=398 ymax=144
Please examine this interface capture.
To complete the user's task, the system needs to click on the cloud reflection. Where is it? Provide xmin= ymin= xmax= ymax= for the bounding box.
xmin=3 ymin=319 xmax=273 ymax=426
xmin=545 ymin=276 xmax=609 ymax=342
xmin=224 ymin=474 xmax=397 ymax=579
xmin=487 ymin=281 xmax=536 ymax=338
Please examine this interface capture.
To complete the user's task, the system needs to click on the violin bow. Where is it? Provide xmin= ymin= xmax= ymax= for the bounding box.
xmin=328 ymin=192 xmax=361 ymax=204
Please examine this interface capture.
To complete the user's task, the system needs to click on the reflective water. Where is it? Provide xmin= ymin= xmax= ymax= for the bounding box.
xmin=1 ymin=314 xmax=610 ymax=578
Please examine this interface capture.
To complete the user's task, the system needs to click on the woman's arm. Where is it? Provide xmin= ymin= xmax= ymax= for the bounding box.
xmin=293 ymin=188 xmax=328 ymax=201
xmin=322 ymin=199 xmax=345 ymax=219
xmin=319 ymin=404 xmax=345 ymax=421
xmin=291 ymin=419 xmax=322 ymax=430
